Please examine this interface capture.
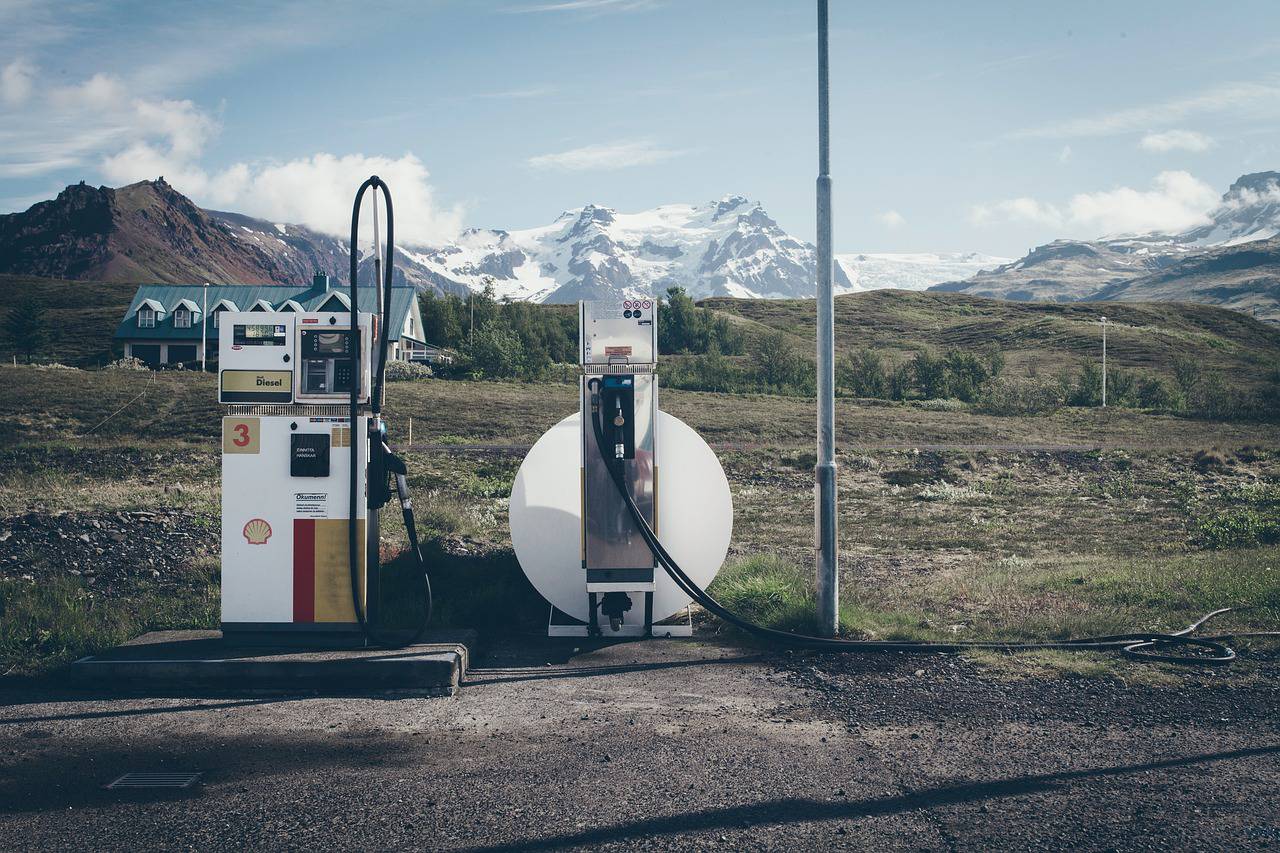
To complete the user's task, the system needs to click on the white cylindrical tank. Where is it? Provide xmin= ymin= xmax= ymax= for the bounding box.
xmin=509 ymin=411 xmax=733 ymax=624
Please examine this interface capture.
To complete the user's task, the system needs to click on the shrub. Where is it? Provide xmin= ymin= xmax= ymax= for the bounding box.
xmin=978 ymin=376 xmax=1066 ymax=416
xmin=911 ymin=398 xmax=967 ymax=412
xmin=887 ymin=360 xmax=912 ymax=401
xmin=1189 ymin=373 xmax=1238 ymax=420
xmin=838 ymin=348 xmax=887 ymax=398
xmin=944 ymin=349 xmax=990 ymax=402
xmin=1072 ymin=361 xmax=1103 ymax=406
xmin=104 ymin=356 xmax=149 ymax=371
xmin=1136 ymin=374 xmax=1178 ymax=410
xmin=383 ymin=359 xmax=433 ymax=382
xmin=750 ymin=330 xmax=812 ymax=393
xmin=911 ymin=350 xmax=949 ymax=399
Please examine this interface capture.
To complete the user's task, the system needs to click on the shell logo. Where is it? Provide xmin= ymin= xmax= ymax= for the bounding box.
xmin=243 ymin=518 xmax=273 ymax=545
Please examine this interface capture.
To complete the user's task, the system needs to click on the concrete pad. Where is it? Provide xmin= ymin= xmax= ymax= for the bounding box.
xmin=67 ymin=630 xmax=473 ymax=695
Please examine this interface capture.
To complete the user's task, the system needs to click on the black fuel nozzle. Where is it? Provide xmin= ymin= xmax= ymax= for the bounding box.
xmin=600 ymin=591 xmax=633 ymax=632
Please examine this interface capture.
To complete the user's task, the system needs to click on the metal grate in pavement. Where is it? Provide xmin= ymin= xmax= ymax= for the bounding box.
xmin=103 ymin=772 xmax=203 ymax=790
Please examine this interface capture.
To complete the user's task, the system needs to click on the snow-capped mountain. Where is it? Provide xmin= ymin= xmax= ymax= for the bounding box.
xmin=405 ymin=196 xmax=856 ymax=303
xmin=932 ymin=171 xmax=1280 ymax=320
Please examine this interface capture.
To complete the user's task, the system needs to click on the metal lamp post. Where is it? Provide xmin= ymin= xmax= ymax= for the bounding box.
xmin=200 ymin=281 xmax=209 ymax=372
xmin=1101 ymin=316 xmax=1107 ymax=408
xmin=814 ymin=0 xmax=839 ymax=636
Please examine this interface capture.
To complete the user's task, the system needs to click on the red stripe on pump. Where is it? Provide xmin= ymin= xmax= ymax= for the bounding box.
xmin=293 ymin=518 xmax=316 ymax=623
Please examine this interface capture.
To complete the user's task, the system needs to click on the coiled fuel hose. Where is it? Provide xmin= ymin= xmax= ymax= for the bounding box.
xmin=347 ymin=176 xmax=433 ymax=648
xmin=586 ymin=378 xmax=1270 ymax=665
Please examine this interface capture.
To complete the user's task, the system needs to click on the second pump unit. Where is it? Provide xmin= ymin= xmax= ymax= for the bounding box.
xmin=510 ymin=298 xmax=733 ymax=636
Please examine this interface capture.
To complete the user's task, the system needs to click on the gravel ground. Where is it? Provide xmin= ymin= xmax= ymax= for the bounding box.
xmin=0 ymin=509 xmax=216 ymax=592
xmin=1 ymin=638 xmax=1278 ymax=851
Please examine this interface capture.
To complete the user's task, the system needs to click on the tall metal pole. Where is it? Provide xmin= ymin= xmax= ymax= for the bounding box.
xmin=1101 ymin=316 xmax=1107 ymax=408
xmin=815 ymin=0 xmax=839 ymax=636
xmin=200 ymin=281 xmax=208 ymax=373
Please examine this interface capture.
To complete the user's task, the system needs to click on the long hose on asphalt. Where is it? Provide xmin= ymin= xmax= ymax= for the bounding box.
xmin=586 ymin=379 xmax=1250 ymax=665
xmin=348 ymin=175 xmax=433 ymax=648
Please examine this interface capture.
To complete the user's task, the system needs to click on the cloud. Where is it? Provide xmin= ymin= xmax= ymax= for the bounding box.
xmin=0 ymin=61 xmax=462 ymax=244
xmin=969 ymin=171 xmax=1219 ymax=237
xmin=969 ymin=197 xmax=1063 ymax=228
xmin=875 ymin=210 xmax=906 ymax=228
xmin=527 ymin=139 xmax=683 ymax=171
xmin=1058 ymin=145 xmax=1072 ymax=164
xmin=1139 ymin=129 xmax=1214 ymax=153
xmin=0 ymin=58 xmax=34 ymax=105
xmin=1012 ymin=79 xmax=1280 ymax=139
xmin=504 ymin=0 xmax=660 ymax=13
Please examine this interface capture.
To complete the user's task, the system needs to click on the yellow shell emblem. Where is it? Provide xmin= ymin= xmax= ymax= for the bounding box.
xmin=242 ymin=518 xmax=273 ymax=545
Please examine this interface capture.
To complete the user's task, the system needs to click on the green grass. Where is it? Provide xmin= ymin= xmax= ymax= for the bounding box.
xmin=0 ymin=565 xmax=219 ymax=677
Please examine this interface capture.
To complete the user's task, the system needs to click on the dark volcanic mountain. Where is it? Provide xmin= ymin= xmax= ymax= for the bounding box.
xmin=0 ymin=179 xmax=454 ymax=292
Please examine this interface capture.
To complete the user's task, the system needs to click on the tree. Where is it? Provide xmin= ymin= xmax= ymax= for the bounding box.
xmin=911 ymin=350 xmax=948 ymax=399
xmin=944 ymin=349 xmax=989 ymax=402
xmin=3 ymin=302 xmax=49 ymax=362
xmin=750 ymin=330 xmax=810 ymax=392
xmin=1172 ymin=355 xmax=1202 ymax=401
xmin=887 ymin=360 xmax=912 ymax=400
xmin=1073 ymin=361 xmax=1103 ymax=406
xmin=838 ymin=348 xmax=887 ymax=398
xmin=468 ymin=320 xmax=525 ymax=378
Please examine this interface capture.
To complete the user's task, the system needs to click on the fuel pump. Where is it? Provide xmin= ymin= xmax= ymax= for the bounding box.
xmin=509 ymin=298 xmax=735 ymax=637
xmin=218 ymin=176 xmax=430 ymax=647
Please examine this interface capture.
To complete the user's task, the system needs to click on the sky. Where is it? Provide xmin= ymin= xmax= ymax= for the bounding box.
xmin=2 ymin=0 xmax=1279 ymax=257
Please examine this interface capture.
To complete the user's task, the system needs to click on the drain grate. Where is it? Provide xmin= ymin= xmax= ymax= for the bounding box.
xmin=103 ymin=772 xmax=203 ymax=791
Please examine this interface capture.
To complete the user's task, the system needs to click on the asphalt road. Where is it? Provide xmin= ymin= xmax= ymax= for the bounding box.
xmin=1 ymin=639 xmax=1278 ymax=851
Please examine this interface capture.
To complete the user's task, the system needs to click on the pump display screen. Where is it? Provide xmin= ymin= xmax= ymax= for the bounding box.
xmin=233 ymin=324 xmax=288 ymax=346
xmin=313 ymin=332 xmax=347 ymax=354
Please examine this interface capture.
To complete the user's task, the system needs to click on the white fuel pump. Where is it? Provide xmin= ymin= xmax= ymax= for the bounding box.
xmin=218 ymin=175 xmax=431 ymax=646
xmin=509 ymin=299 xmax=734 ymax=636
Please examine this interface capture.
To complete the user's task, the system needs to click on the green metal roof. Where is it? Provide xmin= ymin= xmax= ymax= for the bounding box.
xmin=114 ymin=282 xmax=422 ymax=343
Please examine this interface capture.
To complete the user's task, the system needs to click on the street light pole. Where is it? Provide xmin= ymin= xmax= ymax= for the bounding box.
xmin=200 ymin=281 xmax=208 ymax=373
xmin=814 ymin=0 xmax=839 ymax=636
xmin=1101 ymin=316 xmax=1107 ymax=408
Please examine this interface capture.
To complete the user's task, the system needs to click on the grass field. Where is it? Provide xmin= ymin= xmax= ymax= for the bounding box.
xmin=1 ymin=363 xmax=1278 ymax=679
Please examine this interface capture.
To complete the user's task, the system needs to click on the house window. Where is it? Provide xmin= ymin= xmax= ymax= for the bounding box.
xmin=174 ymin=308 xmax=192 ymax=328
xmin=137 ymin=307 xmax=156 ymax=328
xmin=212 ymin=307 xmax=227 ymax=328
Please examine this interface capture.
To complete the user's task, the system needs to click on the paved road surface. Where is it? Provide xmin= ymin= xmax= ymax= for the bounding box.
xmin=1 ymin=639 xmax=1277 ymax=850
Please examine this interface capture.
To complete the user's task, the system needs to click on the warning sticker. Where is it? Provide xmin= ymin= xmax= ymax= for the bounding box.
xmin=294 ymin=492 xmax=329 ymax=518
xmin=604 ymin=346 xmax=633 ymax=356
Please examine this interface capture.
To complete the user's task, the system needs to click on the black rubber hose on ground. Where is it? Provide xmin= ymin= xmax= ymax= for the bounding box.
xmin=586 ymin=379 xmax=1241 ymax=665
xmin=348 ymin=176 xmax=433 ymax=649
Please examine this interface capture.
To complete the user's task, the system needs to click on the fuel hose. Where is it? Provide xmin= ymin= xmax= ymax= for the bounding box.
xmin=348 ymin=175 xmax=433 ymax=648
xmin=586 ymin=379 xmax=1252 ymax=665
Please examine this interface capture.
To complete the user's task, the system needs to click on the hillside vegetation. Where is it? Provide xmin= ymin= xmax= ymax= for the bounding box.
xmin=703 ymin=289 xmax=1280 ymax=385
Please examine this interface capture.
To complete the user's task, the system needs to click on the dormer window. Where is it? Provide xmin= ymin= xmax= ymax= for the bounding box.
xmin=174 ymin=307 xmax=192 ymax=328
xmin=210 ymin=299 xmax=239 ymax=328
xmin=249 ymin=299 xmax=274 ymax=312
xmin=138 ymin=307 xmax=155 ymax=328
xmin=317 ymin=292 xmax=350 ymax=313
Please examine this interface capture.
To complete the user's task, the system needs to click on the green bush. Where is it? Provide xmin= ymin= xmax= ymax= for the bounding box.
xmin=383 ymin=359 xmax=433 ymax=381
xmin=1190 ymin=481 xmax=1280 ymax=549
xmin=979 ymin=376 xmax=1067 ymax=416
xmin=838 ymin=348 xmax=887 ymax=398
xmin=912 ymin=350 xmax=949 ymax=399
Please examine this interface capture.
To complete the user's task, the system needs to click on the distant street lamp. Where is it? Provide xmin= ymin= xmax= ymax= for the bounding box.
xmin=1101 ymin=315 xmax=1107 ymax=408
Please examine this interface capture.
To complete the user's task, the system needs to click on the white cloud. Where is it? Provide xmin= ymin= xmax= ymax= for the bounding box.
xmin=1058 ymin=145 xmax=1072 ymax=164
xmin=1139 ymin=129 xmax=1214 ymax=153
xmin=0 ymin=63 xmax=462 ymax=245
xmin=1013 ymin=79 xmax=1280 ymax=139
xmin=0 ymin=58 xmax=34 ymax=105
xmin=968 ymin=197 xmax=1063 ymax=228
xmin=527 ymin=139 xmax=682 ymax=171
xmin=969 ymin=171 xmax=1219 ymax=237
xmin=875 ymin=210 xmax=906 ymax=228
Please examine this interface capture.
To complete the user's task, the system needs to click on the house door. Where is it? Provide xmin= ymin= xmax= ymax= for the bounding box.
xmin=131 ymin=344 xmax=161 ymax=365
xmin=167 ymin=344 xmax=197 ymax=365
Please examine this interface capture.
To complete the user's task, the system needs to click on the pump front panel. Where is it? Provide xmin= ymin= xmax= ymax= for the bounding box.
xmin=580 ymin=373 xmax=657 ymax=578
xmin=221 ymin=414 xmax=369 ymax=630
